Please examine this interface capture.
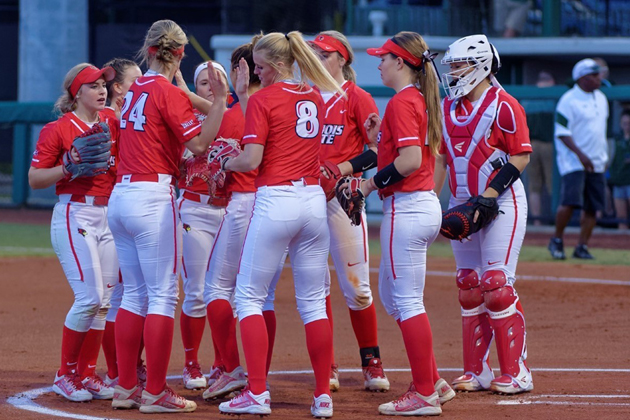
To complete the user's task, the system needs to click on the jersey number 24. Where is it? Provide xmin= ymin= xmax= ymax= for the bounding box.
xmin=120 ymin=91 xmax=149 ymax=131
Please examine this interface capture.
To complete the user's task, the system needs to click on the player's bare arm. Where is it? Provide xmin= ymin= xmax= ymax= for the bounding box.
xmin=235 ymin=58 xmax=251 ymax=114
xmin=433 ymin=152 xmax=448 ymax=195
xmin=224 ymin=143 xmax=264 ymax=172
xmin=176 ymin=69 xmax=213 ymax=115
xmin=28 ymin=166 xmax=66 ymax=189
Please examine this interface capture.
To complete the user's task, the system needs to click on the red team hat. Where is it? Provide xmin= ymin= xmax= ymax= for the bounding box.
xmin=310 ymin=34 xmax=350 ymax=61
xmin=68 ymin=65 xmax=115 ymax=98
xmin=367 ymin=38 xmax=422 ymax=68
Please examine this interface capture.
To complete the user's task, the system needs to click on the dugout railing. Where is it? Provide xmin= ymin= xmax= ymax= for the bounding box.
xmin=2 ymin=85 xmax=629 ymax=226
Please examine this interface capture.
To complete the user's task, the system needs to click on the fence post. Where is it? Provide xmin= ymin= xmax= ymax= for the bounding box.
xmin=11 ymin=124 xmax=29 ymax=206
xmin=542 ymin=0 xmax=561 ymax=36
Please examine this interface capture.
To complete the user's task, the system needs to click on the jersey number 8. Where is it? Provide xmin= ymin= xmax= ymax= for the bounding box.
xmin=120 ymin=91 xmax=149 ymax=132
xmin=295 ymin=100 xmax=319 ymax=139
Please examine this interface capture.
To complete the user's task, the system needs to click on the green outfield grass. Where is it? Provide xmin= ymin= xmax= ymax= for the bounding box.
xmin=0 ymin=222 xmax=628 ymax=265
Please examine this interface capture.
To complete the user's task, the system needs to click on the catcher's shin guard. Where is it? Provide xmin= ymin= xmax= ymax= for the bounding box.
xmin=454 ymin=270 xmax=494 ymax=390
xmin=481 ymin=270 xmax=532 ymax=391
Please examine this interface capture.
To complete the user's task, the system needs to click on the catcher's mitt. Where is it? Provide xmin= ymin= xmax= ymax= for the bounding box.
xmin=207 ymin=137 xmax=241 ymax=169
xmin=335 ymin=176 xmax=365 ymax=226
xmin=320 ymin=160 xmax=342 ymax=202
xmin=184 ymin=153 xmax=224 ymax=197
xmin=62 ymin=122 xmax=112 ymax=180
xmin=440 ymin=195 xmax=500 ymax=241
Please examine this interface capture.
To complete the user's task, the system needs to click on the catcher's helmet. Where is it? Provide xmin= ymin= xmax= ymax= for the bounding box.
xmin=441 ymin=34 xmax=501 ymax=100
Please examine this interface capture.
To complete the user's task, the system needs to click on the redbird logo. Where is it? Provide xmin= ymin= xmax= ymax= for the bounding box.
xmin=183 ymin=223 xmax=191 ymax=232
xmin=77 ymin=228 xmax=88 ymax=237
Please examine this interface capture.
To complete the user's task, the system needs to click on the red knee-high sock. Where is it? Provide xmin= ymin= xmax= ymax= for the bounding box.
xmin=263 ymin=310 xmax=277 ymax=375
xmin=240 ymin=315 xmax=268 ymax=395
xmin=399 ymin=314 xmax=436 ymax=396
xmin=59 ymin=326 xmax=88 ymax=376
xmin=325 ymin=295 xmax=335 ymax=366
xmin=207 ymin=300 xmax=240 ymax=372
xmin=78 ymin=328 xmax=104 ymax=378
xmin=102 ymin=321 xmax=118 ymax=379
xmin=144 ymin=314 xmax=174 ymax=395
xmin=305 ymin=319 xmax=333 ymax=397
xmin=180 ymin=312 xmax=205 ymax=365
xmin=349 ymin=302 xmax=379 ymax=348
xmin=115 ymin=309 xmax=145 ymax=389
xmin=431 ymin=353 xmax=440 ymax=384
xmin=211 ymin=335 xmax=223 ymax=368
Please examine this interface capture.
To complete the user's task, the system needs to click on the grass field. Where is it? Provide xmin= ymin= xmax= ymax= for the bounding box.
xmin=1 ymin=222 xmax=629 ymax=265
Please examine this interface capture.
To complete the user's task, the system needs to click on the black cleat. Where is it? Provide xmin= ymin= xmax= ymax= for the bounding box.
xmin=548 ymin=237 xmax=566 ymax=260
xmin=572 ymin=244 xmax=594 ymax=259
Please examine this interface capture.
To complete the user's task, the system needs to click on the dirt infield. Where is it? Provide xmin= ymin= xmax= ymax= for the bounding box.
xmin=1 ymin=247 xmax=629 ymax=419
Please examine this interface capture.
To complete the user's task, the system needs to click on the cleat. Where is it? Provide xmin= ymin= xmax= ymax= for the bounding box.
xmin=183 ymin=361 xmax=208 ymax=390
xmin=490 ymin=370 xmax=534 ymax=395
xmin=548 ymin=237 xmax=566 ymax=260
xmin=139 ymin=386 xmax=197 ymax=413
xmin=311 ymin=393 xmax=333 ymax=418
xmin=112 ymin=384 xmax=143 ymax=409
xmin=434 ymin=378 xmax=456 ymax=405
xmin=53 ymin=370 xmax=92 ymax=402
xmin=208 ymin=364 xmax=226 ymax=386
xmin=572 ymin=244 xmax=594 ymax=260
xmin=363 ymin=358 xmax=390 ymax=392
xmin=329 ymin=364 xmax=339 ymax=392
xmin=136 ymin=363 xmax=147 ymax=387
xmin=104 ymin=374 xmax=119 ymax=387
xmin=451 ymin=373 xmax=489 ymax=392
xmin=218 ymin=387 xmax=271 ymax=416
xmin=82 ymin=375 xmax=114 ymax=399
xmin=203 ymin=366 xmax=247 ymax=400
xmin=378 ymin=385 xmax=441 ymax=416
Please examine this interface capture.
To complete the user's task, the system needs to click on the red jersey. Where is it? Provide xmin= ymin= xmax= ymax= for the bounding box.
xmin=377 ymin=85 xmax=435 ymax=195
xmin=117 ymin=74 xmax=201 ymax=178
xmin=31 ymin=111 xmax=119 ymax=197
xmin=242 ymin=82 xmax=323 ymax=188
xmin=221 ymin=103 xmax=257 ymax=193
xmin=317 ymin=81 xmax=377 ymax=165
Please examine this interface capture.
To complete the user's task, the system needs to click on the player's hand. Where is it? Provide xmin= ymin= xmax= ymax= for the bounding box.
xmin=364 ymin=113 xmax=381 ymax=144
xmin=174 ymin=70 xmax=191 ymax=94
xmin=235 ymin=58 xmax=250 ymax=100
xmin=578 ymin=152 xmax=594 ymax=172
xmin=338 ymin=177 xmax=376 ymax=198
xmin=207 ymin=63 xmax=228 ymax=103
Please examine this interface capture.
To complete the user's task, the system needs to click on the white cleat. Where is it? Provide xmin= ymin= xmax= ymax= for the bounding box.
xmin=82 ymin=375 xmax=114 ymax=400
xmin=52 ymin=371 xmax=92 ymax=402
xmin=311 ymin=393 xmax=333 ymax=418
xmin=434 ymin=378 xmax=456 ymax=405
xmin=183 ymin=361 xmax=208 ymax=390
xmin=139 ymin=386 xmax=197 ymax=414
xmin=112 ymin=384 xmax=143 ymax=409
xmin=378 ymin=387 xmax=441 ymax=416
xmin=363 ymin=358 xmax=390 ymax=392
xmin=203 ymin=366 xmax=247 ymax=400
xmin=329 ymin=364 xmax=340 ymax=392
xmin=218 ymin=388 xmax=271 ymax=416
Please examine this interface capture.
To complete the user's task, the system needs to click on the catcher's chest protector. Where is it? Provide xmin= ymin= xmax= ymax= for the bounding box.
xmin=443 ymin=87 xmax=508 ymax=199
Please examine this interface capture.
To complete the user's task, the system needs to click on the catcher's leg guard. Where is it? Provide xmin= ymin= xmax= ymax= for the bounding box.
xmin=452 ymin=269 xmax=494 ymax=391
xmin=480 ymin=270 xmax=533 ymax=394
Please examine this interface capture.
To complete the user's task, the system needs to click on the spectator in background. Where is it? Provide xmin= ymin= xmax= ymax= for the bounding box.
xmin=525 ymin=70 xmax=556 ymax=225
xmin=608 ymin=110 xmax=630 ymax=229
xmin=493 ymin=0 xmax=532 ymax=37
xmin=548 ymin=59 xmax=608 ymax=260
xmin=592 ymin=57 xmax=612 ymax=88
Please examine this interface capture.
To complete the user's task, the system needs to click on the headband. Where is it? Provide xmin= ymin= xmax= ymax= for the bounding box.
xmin=194 ymin=62 xmax=229 ymax=86
xmin=148 ymin=45 xmax=185 ymax=57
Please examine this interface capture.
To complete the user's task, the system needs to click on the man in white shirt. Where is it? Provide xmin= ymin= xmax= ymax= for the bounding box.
xmin=549 ymin=58 xmax=609 ymax=260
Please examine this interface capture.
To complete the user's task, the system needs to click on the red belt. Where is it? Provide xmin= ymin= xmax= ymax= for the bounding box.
xmin=182 ymin=190 xmax=229 ymax=207
xmin=272 ymin=176 xmax=319 ymax=187
xmin=116 ymin=174 xmax=176 ymax=186
xmin=70 ymin=195 xmax=109 ymax=206
xmin=379 ymin=191 xmax=394 ymax=199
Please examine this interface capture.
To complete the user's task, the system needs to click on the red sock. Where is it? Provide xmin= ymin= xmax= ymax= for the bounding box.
xmin=325 ymin=295 xmax=335 ymax=366
xmin=78 ymin=328 xmax=104 ymax=378
xmin=102 ymin=321 xmax=118 ymax=379
xmin=263 ymin=310 xmax=276 ymax=374
xmin=144 ymin=314 xmax=174 ymax=395
xmin=349 ymin=302 xmax=378 ymax=348
xmin=240 ymin=315 xmax=268 ymax=394
xmin=211 ymin=335 xmax=223 ymax=368
xmin=59 ymin=326 xmax=88 ymax=376
xmin=400 ymin=314 xmax=436 ymax=396
xmin=305 ymin=319 xmax=333 ymax=397
xmin=115 ymin=309 xmax=145 ymax=390
xmin=207 ymin=300 xmax=240 ymax=372
xmin=431 ymin=353 xmax=440 ymax=384
xmin=180 ymin=312 xmax=205 ymax=365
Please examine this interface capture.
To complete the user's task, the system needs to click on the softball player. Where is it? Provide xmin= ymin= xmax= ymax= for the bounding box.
xmin=214 ymin=31 xmax=343 ymax=418
xmin=309 ymin=30 xmax=389 ymax=392
xmin=435 ymin=34 xmax=533 ymax=395
xmin=107 ymin=19 xmax=227 ymax=414
xmin=98 ymin=58 xmax=145 ymax=389
xmin=349 ymin=32 xmax=454 ymax=416
xmin=202 ymin=35 xmax=285 ymax=400
xmin=175 ymin=61 xmax=231 ymax=391
xmin=29 ymin=63 xmax=119 ymax=402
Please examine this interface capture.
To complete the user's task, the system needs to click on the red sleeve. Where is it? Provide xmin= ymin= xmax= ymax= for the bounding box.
xmin=162 ymin=87 xmax=202 ymax=143
xmin=350 ymin=87 xmax=378 ymax=145
xmin=495 ymin=97 xmax=532 ymax=155
xmin=31 ymin=122 xmax=63 ymax=168
xmin=389 ymin=96 xmax=426 ymax=148
xmin=242 ymin=93 xmax=269 ymax=146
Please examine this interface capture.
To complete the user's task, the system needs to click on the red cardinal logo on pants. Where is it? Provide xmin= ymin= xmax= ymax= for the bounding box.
xmin=77 ymin=228 xmax=87 ymax=237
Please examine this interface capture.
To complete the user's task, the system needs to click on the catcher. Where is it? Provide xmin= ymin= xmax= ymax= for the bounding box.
xmin=434 ymin=35 xmax=533 ymax=395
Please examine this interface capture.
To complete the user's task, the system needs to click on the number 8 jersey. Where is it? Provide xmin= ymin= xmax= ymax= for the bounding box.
xmin=117 ymin=72 xmax=202 ymax=177
xmin=242 ymin=81 xmax=324 ymax=187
